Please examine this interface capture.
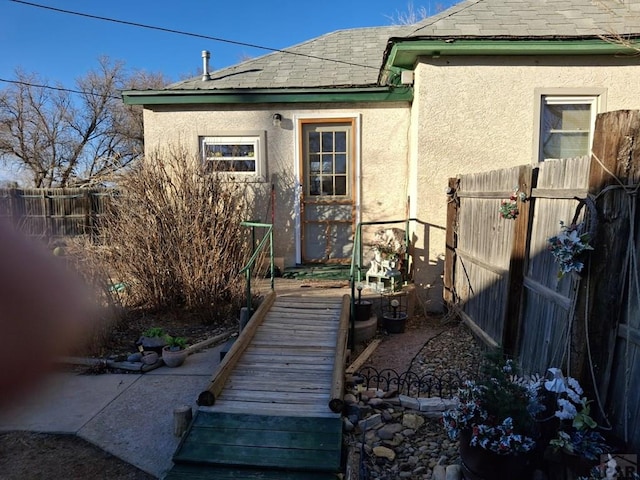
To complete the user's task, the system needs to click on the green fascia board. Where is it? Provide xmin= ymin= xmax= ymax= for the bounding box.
xmin=122 ymin=86 xmax=412 ymax=106
xmin=385 ymin=38 xmax=640 ymax=70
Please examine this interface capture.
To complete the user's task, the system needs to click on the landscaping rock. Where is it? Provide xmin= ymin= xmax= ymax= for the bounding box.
xmin=402 ymin=413 xmax=425 ymax=430
xmin=373 ymin=446 xmax=396 ymax=461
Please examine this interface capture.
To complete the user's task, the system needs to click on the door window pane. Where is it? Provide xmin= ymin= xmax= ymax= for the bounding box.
xmin=309 ymin=132 xmax=320 ymax=153
xmin=335 ymin=132 xmax=346 ymax=152
xmin=322 ymin=132 xmax=334 ymax=151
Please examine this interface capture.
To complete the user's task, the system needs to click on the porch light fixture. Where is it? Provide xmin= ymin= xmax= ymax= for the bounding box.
xmin=272 ymin=113 xmax=282 ymax=127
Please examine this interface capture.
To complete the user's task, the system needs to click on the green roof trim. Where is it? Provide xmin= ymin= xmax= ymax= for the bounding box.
xmin=122 ymin=86 xmax=412 ymax=105
xmin=385 ymin=38 xmax=640 ymax=71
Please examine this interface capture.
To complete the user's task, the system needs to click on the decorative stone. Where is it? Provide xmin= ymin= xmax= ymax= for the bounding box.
xmin=446 ymin=464 xmax=463 ymax=480
xmin=127 ymin=352 xmax=142 ymax=362
xmin=383 ymin=389 xmax=399 ymax=399
xmin=342 ymin=417 xmax=355 ymax=432
xmin=373 ymin=446 xmax=396 ymax=461
xmin=343 ymin=393 xmax=357 ymax=405
xmin=402 ymin=413 xmax=425 ymax=430
xmin=433 ymin=465 xmax=446 ymax=480
xmin=378 ymin=423 xmax=404 ymax=440
xmin=398 ymin=395 xmax=420 ymax=410
xmin=417 ymin=397 xmax=447 ymax=417
xmin=358 ymin=413 xmax=382 ymax=431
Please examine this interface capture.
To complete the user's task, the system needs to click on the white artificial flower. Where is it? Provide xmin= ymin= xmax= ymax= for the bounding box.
xmin=545 ymin=368 xmax=567 ymax=393
xmin=555 ymin=398 xmax=578 ymax=420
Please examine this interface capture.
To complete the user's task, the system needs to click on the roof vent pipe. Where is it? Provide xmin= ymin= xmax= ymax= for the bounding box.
xmin=201 ymin=50 xmax=211 ymax=81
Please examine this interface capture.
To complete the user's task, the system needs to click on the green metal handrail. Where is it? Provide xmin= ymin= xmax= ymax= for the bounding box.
xmin=239 ymin=221 xmax=274 ymax=315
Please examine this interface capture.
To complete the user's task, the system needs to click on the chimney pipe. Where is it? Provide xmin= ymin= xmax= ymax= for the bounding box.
xmin=201 ymin=50 xmax=211 ymax=81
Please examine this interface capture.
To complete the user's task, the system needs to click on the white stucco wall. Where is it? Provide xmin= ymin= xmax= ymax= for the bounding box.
xmin=142 ymin=103 xmax=411 ymax=268
xmin=410 ymin=55 xmax=640 ymax=309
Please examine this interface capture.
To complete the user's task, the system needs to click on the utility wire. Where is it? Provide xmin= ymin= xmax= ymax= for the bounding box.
xmin=0 ymin=77 xmax=122 ymax=100
xmin=9 ymin=0 xmax=378 ymax=71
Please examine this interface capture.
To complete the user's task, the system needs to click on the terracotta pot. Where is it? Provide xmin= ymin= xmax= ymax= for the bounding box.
xmin=459 ymin=430 xmax=533 ymax=480
xmin=162 ymin=346 xmax=188 ymax=368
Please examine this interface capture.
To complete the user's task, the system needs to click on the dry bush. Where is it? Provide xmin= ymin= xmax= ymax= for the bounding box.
xmin=97 ymin=146 xmax=255 ymax=321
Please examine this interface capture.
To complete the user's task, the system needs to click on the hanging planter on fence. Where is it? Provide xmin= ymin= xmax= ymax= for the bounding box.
xmin=499 ymin=186 xmax=527 ymax=220
xmin=547 ymin=197 xmax=597 ymax=279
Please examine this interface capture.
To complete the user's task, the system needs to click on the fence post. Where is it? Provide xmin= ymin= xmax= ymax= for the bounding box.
xmin=573 ymin=110 xmax=640 ymax=400
xmin=503 ymin=165 xmax=535 ymax=356
xmin=443 ymin=178 xmax=459 ymax=305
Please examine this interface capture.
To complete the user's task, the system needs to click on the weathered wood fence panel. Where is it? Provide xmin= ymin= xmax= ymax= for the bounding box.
xmin=0 ymin=188 xmax=113 ymax=241
xmin=578 ymin=110 xmax=640 ymax=450
xmin=453 ymin=166 xmax=521 ymax=346
xmin=445 ymin=110 xmax=640 ymax=452
xmin=518 ymin=156 xmax=590 ymax=374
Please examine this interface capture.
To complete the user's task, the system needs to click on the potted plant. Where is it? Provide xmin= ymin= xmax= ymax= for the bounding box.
xmin=536 ymin=368 xmax=611 ymax=479
xmin=162 ymin=335 xmax=188 ymax=368
xmin=547 ymin=221 xmax=594 ymax=278
xmin=136 ymin=327 xmax=167 ymax=355
xmin=443 ymin=356 xmax=537 ymax=479
xmin=443 ymin=355 xmax=612 ymax=480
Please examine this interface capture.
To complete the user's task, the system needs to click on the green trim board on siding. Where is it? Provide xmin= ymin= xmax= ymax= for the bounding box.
xmin=122 ymin=86 xmax=413 ymax=105
xmin=382 ymin=38 xmax=640 ymax=77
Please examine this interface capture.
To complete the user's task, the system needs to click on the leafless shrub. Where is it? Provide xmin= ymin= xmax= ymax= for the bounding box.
xmin=96 ymin=146 xmax=255 ymax=321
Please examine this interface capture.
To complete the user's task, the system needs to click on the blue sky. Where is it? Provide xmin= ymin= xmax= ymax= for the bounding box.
xmin=1 ymin=0 xmax=460 ymax=87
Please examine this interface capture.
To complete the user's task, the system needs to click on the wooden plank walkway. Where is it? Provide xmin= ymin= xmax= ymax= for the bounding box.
xmin=165 ymin=293 xmax=347 ymax=480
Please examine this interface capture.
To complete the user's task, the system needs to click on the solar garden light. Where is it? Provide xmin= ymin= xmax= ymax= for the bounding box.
xmin=391 ymin=299 xmax=400 ymax=318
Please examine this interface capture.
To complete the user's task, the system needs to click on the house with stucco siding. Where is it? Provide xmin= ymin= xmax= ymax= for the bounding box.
xmin=123 ymin=0 xmax=640 ymax=309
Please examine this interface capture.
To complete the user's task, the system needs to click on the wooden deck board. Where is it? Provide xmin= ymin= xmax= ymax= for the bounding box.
xmin=169 ymin=294 xmax=345 ymax=478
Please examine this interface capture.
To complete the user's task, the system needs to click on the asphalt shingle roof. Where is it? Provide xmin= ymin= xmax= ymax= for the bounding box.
xmin=409 ymin=0 xmax=640 ymax=38
xmin=167 ymin=26 xmax=410 ymax=90
xmin=165 ymin=0 xmax=640 ymax=91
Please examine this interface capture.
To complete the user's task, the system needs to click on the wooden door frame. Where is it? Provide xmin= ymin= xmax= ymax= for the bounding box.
xmin=293 ymin=114 xmax=361 ymax=265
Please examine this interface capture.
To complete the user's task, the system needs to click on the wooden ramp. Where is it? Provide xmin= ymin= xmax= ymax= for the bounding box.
xmin=165 ymin=293 xmax=348 ymax=480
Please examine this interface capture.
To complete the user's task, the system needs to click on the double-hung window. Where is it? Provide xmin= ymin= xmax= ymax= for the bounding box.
xmin=538 ymin=95 xmax=600 ymax=162
xmin=200 ymin=132 xmax=266 ymax=180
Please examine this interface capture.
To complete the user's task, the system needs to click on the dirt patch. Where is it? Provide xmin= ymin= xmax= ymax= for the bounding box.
xmin=71 ymin=308 xmax=236 ymax=361
xmin=0 ymin=431 xmax=155 ymax=480
xmin=353 ymin=312 xmax=449 ymax=373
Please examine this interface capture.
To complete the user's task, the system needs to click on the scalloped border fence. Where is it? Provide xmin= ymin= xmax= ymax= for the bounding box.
xmin=354 ymin=366 xmax=475 ymax=399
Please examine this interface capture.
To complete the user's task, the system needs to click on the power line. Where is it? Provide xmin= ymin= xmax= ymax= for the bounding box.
xmin=9 ymin=0 xmax=378 ymax=71
xmin=0 ymin=77 xmax=122 ymax=100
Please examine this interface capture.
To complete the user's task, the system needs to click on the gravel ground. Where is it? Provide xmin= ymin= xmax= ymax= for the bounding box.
xmin=347 ymin=317 xmax=486 ymax=480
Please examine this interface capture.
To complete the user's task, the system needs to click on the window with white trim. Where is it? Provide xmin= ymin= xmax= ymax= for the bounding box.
xmin=200 ymin=132 xmax=266 ymax=180
xmin=539 ymin=96 xmax=598 ymax=162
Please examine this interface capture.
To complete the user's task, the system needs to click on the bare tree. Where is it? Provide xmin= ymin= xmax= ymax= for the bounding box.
xmin=387 ymin=1 xmax=446 ymax=25
xmin=0 ymin=57 xmax=167 ymax=187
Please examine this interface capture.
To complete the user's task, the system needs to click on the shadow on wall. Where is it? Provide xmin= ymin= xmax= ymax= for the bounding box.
xmin=411 ymin=220 xmax=447 ymax=314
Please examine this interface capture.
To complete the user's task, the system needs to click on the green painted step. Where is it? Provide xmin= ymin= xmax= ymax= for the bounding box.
xmin=164 ymin=464 xmax=340 ymax=480
xmin=172 ymin=411 xmax=342 ymax=472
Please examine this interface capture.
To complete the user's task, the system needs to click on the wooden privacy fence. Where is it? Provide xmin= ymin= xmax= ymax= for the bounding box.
xmin=0 ymin=188 xmax=113 ymax=241
xmin=444 ymin=110 xmax=640 ymax=451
